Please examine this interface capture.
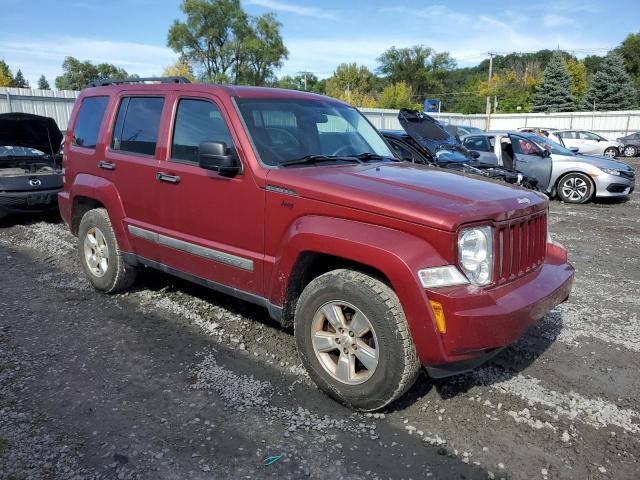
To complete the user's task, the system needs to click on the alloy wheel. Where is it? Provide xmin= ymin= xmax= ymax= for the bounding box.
xmin=561 ymin=176 xmax=589 ymax=202
xmin=310 ymin=301 xmax=379 ymax=385
xmin=83 ymin=226 xmax=110 ymax=277
xmin=624 ymin=146 xmax=637 ymax=157
xmin=604 ymin=148 xmax=617 ymax=158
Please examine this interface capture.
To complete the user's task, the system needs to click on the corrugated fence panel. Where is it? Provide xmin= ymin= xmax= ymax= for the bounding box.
xmin=0 ymin=88 xmax=79 ymax=131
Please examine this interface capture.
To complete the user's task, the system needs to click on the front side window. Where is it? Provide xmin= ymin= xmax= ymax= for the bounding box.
xmin=171 ymin=99 xmax=235 ymax=164
xmin=236 ymin=98 xmax=394 ymax=166
xmin=512 ymin=136 xmax=542 ymax=156
xmin=578 ymin=131 xmax=600 ymax=141
xmin=73 ymin=96 xmax=109 ymax=149
xmin=463 ymin=136 xmax=490 ymax=152
xmin=111 ymin=97 xmax=164 ymax=156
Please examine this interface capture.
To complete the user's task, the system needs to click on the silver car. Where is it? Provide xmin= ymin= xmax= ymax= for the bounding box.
xmin=461 ymin=131 xmax=635 ymax=203
xmin=548 ymin=130 xmax=623 ymax=158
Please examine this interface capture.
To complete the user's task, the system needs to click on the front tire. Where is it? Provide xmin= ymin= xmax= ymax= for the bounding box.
xmin=557 ymin=173 xmax=594 ymax=204
xmin=603 ymin=147 xmax=618 ymax=158
xmin=623 ymin=145 xmax=637 ymax=157
xmin=78 ymin=208 xmax=136 ymax=293
xmin=294 ymin=269 xmax=420 ymax=411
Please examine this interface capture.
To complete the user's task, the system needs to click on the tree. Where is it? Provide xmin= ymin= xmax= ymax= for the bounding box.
xmin=378 ymin=81 xmax=419 ymax=109
xmin=617 ymin=32 xmax=640 ymax=91
xmin=37 ymin=74 xmax=51 ymax=90
xmin=582 ymin=53 xmax=638 ymax=110
xmin=566 ymin=59 xmax=587 ymax=105
xmin=532 ymin=51 xmax=575 ymax=112
xmin=162 ymin=59 xmax=196 ymax=82
xmin=55 ymin=56 xmax=130 ymax=90
xmin=240 ymin=13 xmax=288 ymax=85
xmin=277 ymin=72 xmax=324 ymax=93
xmin=11 ymin=69 xmax=29 ymax=88
xmin=168 ymin=0 xmax=287 ymax=85
xmin=480 ymin=69 xmax=541 ymax=113
xmin=325 ymin=63 xmax=377 ymax=106
xmin=583 ymin=55 xmax=604 ymax=77
xmin=0 ymin=60 xmax=13 ymax=87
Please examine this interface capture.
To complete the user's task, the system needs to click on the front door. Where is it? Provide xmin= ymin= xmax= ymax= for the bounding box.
xmin=509 ymin=134 xmax=553 ymax=191
xmin=155 ymin=95 xmax=265 ymax=297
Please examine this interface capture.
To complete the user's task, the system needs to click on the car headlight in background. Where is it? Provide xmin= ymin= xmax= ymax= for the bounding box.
xmin=458 ymin=226 xmax=493 ymax=286
xmin=599 ymin=167 xmax=621 ymax=176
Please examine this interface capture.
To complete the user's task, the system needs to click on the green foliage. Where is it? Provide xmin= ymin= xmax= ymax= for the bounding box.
xmin=532 ymin=52 xmax=575 ymax=112
xmin=378 ymin=81 xmax=420 ymax=109
xmin=168 ymin=0 xmax=287 ymax=85
xmin=481 ymin=69 xmax=541 ymax=113
xmin=617 ymin=31 xmax=640 ymax=94
xmin=325 ymin=63 xmax=377 ymax=106
xmin=11 ymin=69 xmax=29 ymax=88
xmin=583 ymin=55 xmax=604 ymax=77
xmin=277 ymin=72 xmax=324 ymax=93
xmin=37 ymin=74 xmax=50 ymax=90
xmin=55 ymin=56 xmax=130 ymax=90
xmin=582 ymin=53 xmax=638 ymax=110
xmin=566 ymin=59 xmax=588 ymax=105
xmin=0 ymin=60 xmax=13 ymax=87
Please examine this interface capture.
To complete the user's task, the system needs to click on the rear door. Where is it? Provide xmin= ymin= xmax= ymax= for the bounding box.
xmin=509 ymin=134 xmax=553 ymax=190
xmin=102 ymin=94 xmax=166 ymax=260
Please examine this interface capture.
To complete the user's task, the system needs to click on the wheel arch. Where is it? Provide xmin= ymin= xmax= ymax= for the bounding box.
xmin=554 ymin=170 xmax=597 ymax=199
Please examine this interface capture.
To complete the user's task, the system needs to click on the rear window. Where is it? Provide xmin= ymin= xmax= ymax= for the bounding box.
xmin=72 ymin=96 xmax=109 ymax=149
xmin=111 ymin=97 xmax=164 ymax=156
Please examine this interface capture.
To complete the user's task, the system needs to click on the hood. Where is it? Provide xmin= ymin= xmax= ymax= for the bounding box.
xmin=561 ymin=153 xmax=634 ymax=172
xmin=268 ymin=162 xmax=546 ymax=232
xmin=0 ymin=113 xmax=63 ymax=156
xmin=398 ymin=108 xmax=462 ymax=155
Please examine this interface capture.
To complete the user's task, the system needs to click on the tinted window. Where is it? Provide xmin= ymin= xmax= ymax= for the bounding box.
xmin=73 ymin=96 xmax=109 ymax=149
xmin=463 ymin=136 xmax=490 ymax=152
xmin=171 ymin=99 xmax=235 ymax=164
xmin=512 ymin=136 xmax=542 ymax=156
xmin=111 ymin=97 xmax=164 ymax=156
xmin=387 ymin=139 xmax=422 ymax=162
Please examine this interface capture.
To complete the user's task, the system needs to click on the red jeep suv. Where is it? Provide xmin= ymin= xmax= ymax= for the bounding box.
xmin=59 ymin=78 xmax=574 ymax=411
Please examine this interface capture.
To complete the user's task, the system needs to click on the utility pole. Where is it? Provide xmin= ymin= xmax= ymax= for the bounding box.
xmin=485 ymin=52 xmax=494 ymax=131
xmin=297 ymin=70 xmax=313 ymax=91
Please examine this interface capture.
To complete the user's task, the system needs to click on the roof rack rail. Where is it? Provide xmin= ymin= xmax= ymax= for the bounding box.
xmin=87 ymin=76 xmax=191 ymax=87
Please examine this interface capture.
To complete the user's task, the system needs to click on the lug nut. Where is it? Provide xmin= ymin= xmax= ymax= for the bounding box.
xmin=343 ymin=348 xmax=348 ymax=354
xmin=348 ymin=331 xmax=355 ymax=337
xmin=335 ymin=338 xmax=340 ymax=344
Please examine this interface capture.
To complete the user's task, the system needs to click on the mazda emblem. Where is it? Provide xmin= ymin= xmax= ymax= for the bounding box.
xmin=29 ymin=178 xmax=42 ymax=187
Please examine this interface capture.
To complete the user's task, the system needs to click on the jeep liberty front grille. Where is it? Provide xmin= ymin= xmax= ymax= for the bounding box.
xmin=495 ymin=211 xmax=547 ymax=283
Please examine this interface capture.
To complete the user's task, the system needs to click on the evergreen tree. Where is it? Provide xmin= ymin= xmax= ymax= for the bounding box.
xmin=532 ymin=52 xmax=574 ymax=112
xmin=0 ymin=60 xmax=12 ymax=86
xmin=37 ymin=74 xmax=50 ymax=90
xmin=11 ymin=69 xmax=29 ymax=88
xmin=582 ymin=53 xmax=638 ymax=110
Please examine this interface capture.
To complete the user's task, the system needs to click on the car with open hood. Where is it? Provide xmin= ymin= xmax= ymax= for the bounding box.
xmin=60 ymin=78 xmax=574 ymax=411
xmin=461 ymin=131 xmax=635 ymax=203
xmin=382 ymin=109 xmax=538 ymax=190
xmin=0 ymin=112 xmax=63 ymax=219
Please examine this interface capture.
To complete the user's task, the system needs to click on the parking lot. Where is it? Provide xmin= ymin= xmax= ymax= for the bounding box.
xmin=0 ymin=157 xmax=639 ymax=480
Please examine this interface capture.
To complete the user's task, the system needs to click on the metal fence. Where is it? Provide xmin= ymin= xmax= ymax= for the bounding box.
xmin=0 ymin=87 xmax=79 ymax=131
xmin=360 ymin=108 xmax=640 ymax=139
xmin=2 ymin=87 xmax=639 ymax=139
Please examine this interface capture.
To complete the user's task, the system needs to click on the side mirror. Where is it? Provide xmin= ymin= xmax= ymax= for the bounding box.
xmin=470 ymin=151 xmax=480 ymax=159
xmin=569 ymin=146 xmax=579 ymax=153
xmin=541 ymin=149 xmax=551 ymax=158
xmin=199 ymin=141 xmax=240 ymax=178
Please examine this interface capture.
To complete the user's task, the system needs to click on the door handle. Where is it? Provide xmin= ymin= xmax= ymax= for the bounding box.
xmin=98 ymin=160 xmax=116 ymax=170
xmin=156 ymin=172 xmax=181 ymax=184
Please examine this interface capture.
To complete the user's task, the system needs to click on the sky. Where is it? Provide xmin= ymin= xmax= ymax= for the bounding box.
xmin=0 ymin=0 xmax=638 ymax=87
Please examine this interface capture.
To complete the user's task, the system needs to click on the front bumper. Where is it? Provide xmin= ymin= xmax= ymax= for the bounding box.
xmin=425 ymin=245 xmax=574 ymax=371
xmin=594 ymin=173 xmax=635 ymax=197
xmin=0 ymin=188 xmax=61 ymax=215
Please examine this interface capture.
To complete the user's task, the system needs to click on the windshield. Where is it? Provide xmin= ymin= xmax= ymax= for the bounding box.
xmin=235 ymin=98 xmax=395 ymax=166
xmin=530 ymin=135 xmax=575 ymax=156
xmin=0 ymin=146 xmax=46 ymax=157
xmin=434 ymin=146 xmax=471 ymax=162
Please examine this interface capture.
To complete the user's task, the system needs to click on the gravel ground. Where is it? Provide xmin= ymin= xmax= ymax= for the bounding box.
xmin=0 ymin=157 xmax=638 ymax=479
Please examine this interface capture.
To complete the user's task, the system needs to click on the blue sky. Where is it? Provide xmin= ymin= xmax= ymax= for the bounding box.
xmin=1 ymin=0 xmax=638 ymax=87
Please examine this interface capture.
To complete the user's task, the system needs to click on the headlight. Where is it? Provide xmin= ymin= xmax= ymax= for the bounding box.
xmin=458 ymin=226 xmax=493 ymax=286
xmin=599 ymin=167 xmax=621 ymax=176
xmin=418 ymin=266 xmax=468 ymax=288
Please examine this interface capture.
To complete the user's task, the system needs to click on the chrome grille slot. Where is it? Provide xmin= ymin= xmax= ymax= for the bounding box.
xmin=496 ymin=212 xmax=546 ymax=283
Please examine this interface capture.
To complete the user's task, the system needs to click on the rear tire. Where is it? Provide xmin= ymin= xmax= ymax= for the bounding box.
xmin=603 ymin=147 xmax=618 ymax=158
xmin=556 ymin=172 xmax=594 ymax=204
xmin=623 ymin=145 xmax=637 ymax=157
xmin=294 ymin=269 xmax=420 ymax=411
xmin=78 ymin=208 xmax=136 ymax=293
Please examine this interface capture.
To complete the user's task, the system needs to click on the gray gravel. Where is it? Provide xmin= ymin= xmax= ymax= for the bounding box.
xmin=0 ymin=156 xmax=638 ymax=479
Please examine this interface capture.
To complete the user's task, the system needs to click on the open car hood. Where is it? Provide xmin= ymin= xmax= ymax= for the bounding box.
xmin=398 ymin=108 xmax=459 ymax=155
xmin=0 ymin=113 xmax=63 ymax=156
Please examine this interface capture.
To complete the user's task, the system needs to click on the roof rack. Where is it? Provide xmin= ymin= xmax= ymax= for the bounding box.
xmin=87 ymin=76 xmax=191 ymax=87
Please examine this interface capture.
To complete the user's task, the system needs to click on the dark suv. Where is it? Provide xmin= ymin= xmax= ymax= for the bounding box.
xmin=60 ymin=78 xmax=574 ymax=411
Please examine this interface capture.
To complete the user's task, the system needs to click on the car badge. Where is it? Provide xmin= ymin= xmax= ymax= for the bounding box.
xmin=29 ymin=178 xmax=42 ymax=187
xmin=517 ymin=197 xmax=531 ymax=204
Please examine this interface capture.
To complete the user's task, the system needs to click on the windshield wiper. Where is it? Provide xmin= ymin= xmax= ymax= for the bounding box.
xmin=352 ymin=152 xmax=400 ymax=162
xmin=279 ymin=155 xmax=362 ymax=167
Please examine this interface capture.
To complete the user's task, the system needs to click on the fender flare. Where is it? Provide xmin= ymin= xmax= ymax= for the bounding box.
xmin=268 ymin=215 xmax=450 ymax=363
xmin=69 ymin=174 xmax=132 ymax=252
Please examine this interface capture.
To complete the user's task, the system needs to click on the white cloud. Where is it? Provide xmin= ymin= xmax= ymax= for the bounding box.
xmin=245 ymin=0 xmax=339 ymax=20
xmin=542 ymin=14 xmax=576 ymax=28
xmin=0 ymin=36 xmax=177 ymax=87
